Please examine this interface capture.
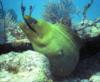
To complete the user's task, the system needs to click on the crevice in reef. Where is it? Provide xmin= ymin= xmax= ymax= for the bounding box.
xmin=0 ymin=35 xmax=100 ymax=60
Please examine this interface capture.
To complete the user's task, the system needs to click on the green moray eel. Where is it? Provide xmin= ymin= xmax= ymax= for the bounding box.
xmin=19 ymin=16 xmax=80 ymax=77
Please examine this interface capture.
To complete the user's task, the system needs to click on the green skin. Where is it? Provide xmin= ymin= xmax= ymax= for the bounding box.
xmin=19 ymin=16 xmax=80 ymax=77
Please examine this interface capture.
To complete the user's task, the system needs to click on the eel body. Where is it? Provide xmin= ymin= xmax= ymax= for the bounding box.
xmin=19 ymin=16 xmax=80 ymax=77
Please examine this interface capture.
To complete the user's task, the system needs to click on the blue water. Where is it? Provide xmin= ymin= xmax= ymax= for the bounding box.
xmin=2 ymin=0 xmax=100 ymax=23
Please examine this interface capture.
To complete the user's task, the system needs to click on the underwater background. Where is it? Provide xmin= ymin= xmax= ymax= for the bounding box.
xmin=2 ymin=0 xmax=100 ymax=22
xmin=0 ymin=0 xmax=99 ymax=43
xmin=0 ymin=0 xmax=100 ymax=82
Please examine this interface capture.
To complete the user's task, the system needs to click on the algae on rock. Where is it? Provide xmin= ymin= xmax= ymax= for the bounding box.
xmin=0 ymin=50 xmax=52 ymax=82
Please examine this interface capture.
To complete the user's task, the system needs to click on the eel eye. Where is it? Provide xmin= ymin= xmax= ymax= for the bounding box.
xmin=29 ymin=18 xmax=37 ymax=25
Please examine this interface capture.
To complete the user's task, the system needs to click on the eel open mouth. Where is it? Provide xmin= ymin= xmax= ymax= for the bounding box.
xmin=24 ymin=15 xmax=37 ymax=33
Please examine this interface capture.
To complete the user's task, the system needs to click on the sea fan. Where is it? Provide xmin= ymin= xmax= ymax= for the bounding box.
xmin=4 ymin=10 xmax=27 ymax=43
xmin=43 ymin=0 xmax=75 ymax=27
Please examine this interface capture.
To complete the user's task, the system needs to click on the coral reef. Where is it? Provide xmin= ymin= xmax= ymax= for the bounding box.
xmin=0 ymin=0 xmax=28 ymax=44
xmin=4 ymin=9 xmax=27 ymax=43
xmin=0 ymin=50 xmax=52 ymax=82
xmin=75 ymin=19 xmax=100 ymax=38
xmin=73 ymin=0 xmax=100 ymax=39
xmin=0 ymin=9 xmax=28 ymax=43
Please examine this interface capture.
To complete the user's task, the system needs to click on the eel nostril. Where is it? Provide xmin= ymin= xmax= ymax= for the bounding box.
xmin=29 ymin=5 xmax=33 ymax=16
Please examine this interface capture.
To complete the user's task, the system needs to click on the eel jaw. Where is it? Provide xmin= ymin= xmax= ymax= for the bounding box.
xmin=24 ymin=15 xmax=37 ymax=33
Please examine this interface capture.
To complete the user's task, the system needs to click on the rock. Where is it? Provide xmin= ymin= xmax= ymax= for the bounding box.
xmin=90 ymin=26 xmax=100 ymax=37
xmin=89 ymin=73 xmax=100 ymax=82
xmin=0 ymin=50 xmax=52 ymax=82
xmin=97 ymin=23 xmax=100 ymax=28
